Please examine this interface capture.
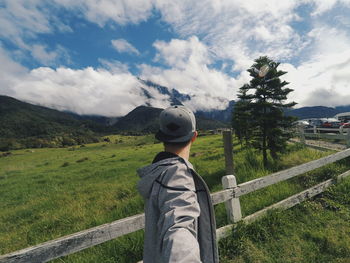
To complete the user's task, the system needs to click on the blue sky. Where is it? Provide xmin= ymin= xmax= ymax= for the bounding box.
xmin=1 ymin=0 xmax=350 ymax=116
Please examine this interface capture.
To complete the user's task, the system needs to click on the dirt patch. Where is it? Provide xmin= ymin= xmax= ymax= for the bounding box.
xmin=291 ymin=138 xmax=347 ymax=151
xmin=190 ymin=152 xmax=204 ymax=158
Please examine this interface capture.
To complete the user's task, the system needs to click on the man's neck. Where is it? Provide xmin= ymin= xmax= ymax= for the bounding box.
xmin=164 ymin=144 xmax=191 ymax=161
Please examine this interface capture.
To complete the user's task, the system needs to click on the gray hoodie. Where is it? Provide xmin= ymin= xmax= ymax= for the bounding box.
xmin=137 ymin=155 xmax=219 ymax=263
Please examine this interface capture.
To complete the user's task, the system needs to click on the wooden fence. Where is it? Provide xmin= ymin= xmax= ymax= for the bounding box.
xmin=298 ymin=126 xmax=350 ymax=148
xmin=1 ymin=131 xmax=350 ymax=263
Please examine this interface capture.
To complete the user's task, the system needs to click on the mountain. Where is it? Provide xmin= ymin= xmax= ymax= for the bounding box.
xmin=65 ymin=112 xmax=120 ymax=126
xmin=335 ymin=105 xmax=350 ymax=113
xmin=139 ymin=79 xmax=234 ymax=122
xmin=0 ymin=95 xmax=103 ymax=150
xmin=0 ymin=95 xmax=228 ymax=150
xmin=112 ymin=106 xmax=162 ymax=134
xmin=138 ymin=79 xmax=191 ymax=106
xmin=112 ymin=105 xmax=229 ymax=134
xmin=197 ymin=100 xmax=235 ymax=123
xmin=286 ymin=106 xmax=350 ymax=119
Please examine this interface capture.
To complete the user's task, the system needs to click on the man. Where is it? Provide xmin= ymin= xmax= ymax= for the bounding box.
xmin=137 ymin=105 xmax=219 ymax=263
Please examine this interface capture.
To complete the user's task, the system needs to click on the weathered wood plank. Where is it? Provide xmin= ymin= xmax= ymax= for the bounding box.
xmin=242 ymin=179 xmax=333 ymax=224
xmin=216 ymin=179 xmax=333 ymax=240
xmin=243 ymin=169 xmax=350 ymax=223
xmin=304 ymin=133 xmax=345 ymax=140
xmin=234 ymin=148 xmax=350 ymax=197
xmin=0 ymin=214 xmax=145 ymax=263
xmin=2 ymin=148 xmax=349 ymax=263
xmin=336 ymin=170 xmax=350 ymax=181
xmin=304 ymin=143 xmax=336 ymax=152
xmin=222 ymin=175 xmax=242 ymax=223
xmin=211 ymin=189 xmax=233 ymax=205
xmin=216 ymin=170 xmax=350 ymax=240
xmin=0 ymin=188 xmax=232 ymax=263
xmin=216 ymin=225 xmax=233 ymax=241
xmin=299 ymin=126 xmax=305 ymax=144
xmin=304 ymin=128 xmax=340 ymax=133
xmin=223 ymin=130 xmax=234 ymax=175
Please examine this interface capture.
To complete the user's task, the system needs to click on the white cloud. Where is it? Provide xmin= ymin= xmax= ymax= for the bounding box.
xmin=280 ymin=25 xmax=350 ymax=108
xmin=111 ymin=39 xmax=140 ymax=55
xmin=0 ymin=0 xmax=71 ymax=65
xmin=31 ymin=44 xmax=70 ymax=66
xmin=0 ymin=0 xmax=52 ymax=49
xmin=54 ymin=0 xmax=154 ymax=26
xmin=2 ymin=0 xmax=350 ymax=115
xmin=0 ymin=46 xmax=28 ymax=97
xmin=155 ymin=0 xmax=303 ymax=70
xmin=8 ymin=66 xmax=144 ymax=116
xmin=153 ymin=37 xmax=211 ymax=68
xmin=140 ymin=37 xmax=238 ymax=111
xmin=0 ymin=48 xmax=172 ymax=116
xmin=98 ymin=59 xmax=130 ymax=74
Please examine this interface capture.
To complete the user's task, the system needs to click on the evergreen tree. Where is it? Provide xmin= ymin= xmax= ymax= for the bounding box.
xmin=234 ymin=56 xmax=297 ymax=166
xmin=232 ymin=84 xmax=253 ymax=145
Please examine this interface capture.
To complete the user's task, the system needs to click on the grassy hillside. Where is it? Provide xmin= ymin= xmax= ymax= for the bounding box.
xmin=0 ymin=96 xmax=227 ymax=150
xmin=1 ymin=134 xmax=350 ymax=262
xmin=112 ymin=105 xmax=229 ymax=134
xmin=0 ymin=96 xmax=103 ymax=150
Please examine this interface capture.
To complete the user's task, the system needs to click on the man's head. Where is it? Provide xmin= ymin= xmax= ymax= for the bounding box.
xmin=155 ymin=105 xmax=197 ymax=147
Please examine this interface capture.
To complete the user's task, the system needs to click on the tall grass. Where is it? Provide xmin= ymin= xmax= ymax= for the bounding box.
xmin=1 ymin=134 xmax=349 ymax=262
xmin=219 ymin=176 xmax=350 ymax=263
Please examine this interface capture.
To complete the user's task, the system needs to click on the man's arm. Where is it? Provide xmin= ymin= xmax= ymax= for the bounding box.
xmin=157 ymin=164 xmax=201 ymax=262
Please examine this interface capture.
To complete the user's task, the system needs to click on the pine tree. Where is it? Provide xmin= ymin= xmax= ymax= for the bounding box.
xmin=232 ymin=84 xmax=253 ymax=146
xmin=235 ymin=56 xmax=297 ymax=167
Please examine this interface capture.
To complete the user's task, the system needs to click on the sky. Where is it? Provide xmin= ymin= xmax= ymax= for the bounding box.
xmin=1 ymin=0 xmax=350 ymax=117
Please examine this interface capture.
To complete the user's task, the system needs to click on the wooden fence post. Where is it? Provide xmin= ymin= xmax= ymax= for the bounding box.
xmin=299 ymin=126 xmax=305 ymax=144
xmin=313 ymin=125 xmax=317 ymax=134
xmin=222 ymin=175 xmax=242 ymax=223
xmin=222 ymin=131 xmax=242 ymax=222
xmin=347 ymin=129 xmax=350 ymax=148
xmin=223 ymin=130 xmax=234 ymax=174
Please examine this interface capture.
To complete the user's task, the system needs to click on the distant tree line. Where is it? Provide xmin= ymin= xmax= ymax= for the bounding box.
xmin=0 ymin=132 xmax=100 ymax=151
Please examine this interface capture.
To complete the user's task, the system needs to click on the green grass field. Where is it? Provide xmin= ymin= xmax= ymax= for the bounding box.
xmin=1 ymin=134 xmax=350 ymax=262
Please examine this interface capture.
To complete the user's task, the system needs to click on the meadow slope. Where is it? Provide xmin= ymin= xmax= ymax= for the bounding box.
xmin=1 ymin=134 xmax=349 ymax=262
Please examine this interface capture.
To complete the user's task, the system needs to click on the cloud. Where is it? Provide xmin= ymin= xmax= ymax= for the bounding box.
xmin=0 ymin=1 xmax=72 ymax=65
xmin=54 ymin=0 xmax=154 ymax=26
xmin=0 ymin=46 xmax=28 ymax=96
xmin=98 ymin=59 xmax=130 ymax=74
xmin=111 ymin=39 xmax=140 ymax=55
xmin=279 ymin=25 xmax=350 ymax=108
xmin=0 ymin=48 xmax=172 ymax=116
xmin=7 ymin=66 xmax=144 ymax=116
xmin=31 ymin=44 xmax=71 ymax=66
xmin=2 ymin=0 xmax=350 ymax=116
xmin=155 ymin=0 xmax=303 ymax=70
xmin=0 ymin=0 xmax=52 ymax=48
xmin=140 ymin=37 xmax=239 ymax=111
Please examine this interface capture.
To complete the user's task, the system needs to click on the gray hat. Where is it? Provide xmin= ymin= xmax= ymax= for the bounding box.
xmin=155 ymin=105 xmax=196 ymax=143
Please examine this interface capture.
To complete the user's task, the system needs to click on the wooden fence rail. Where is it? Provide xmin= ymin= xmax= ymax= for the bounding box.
xmin=299 ymin=126 xmax=350 ymax=148
xmin=216 ymin=169 xmax=350 ymax=240
xmin=2 ymin=132 xmax=350 ymax=263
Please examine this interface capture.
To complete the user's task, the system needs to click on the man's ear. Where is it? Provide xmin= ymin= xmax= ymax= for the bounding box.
xmin=191 ymin=131 xmax=198 ymax=143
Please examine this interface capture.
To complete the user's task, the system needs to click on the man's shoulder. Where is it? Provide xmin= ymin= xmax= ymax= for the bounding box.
xmin=160 ymin=159 xmax=196 ymax=192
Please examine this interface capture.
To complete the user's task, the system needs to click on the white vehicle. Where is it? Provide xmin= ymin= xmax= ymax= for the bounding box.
xmin=294 ymin=120 xmax=310 ymax=126
xmin=339 ymin=122 xmax=350 ymax=134
xmin=335 ymin=112 xmax=350 ymax=123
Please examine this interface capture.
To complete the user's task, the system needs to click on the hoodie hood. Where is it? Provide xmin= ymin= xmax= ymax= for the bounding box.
xmin=137 ymin=157 xmax=194 ymax=199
